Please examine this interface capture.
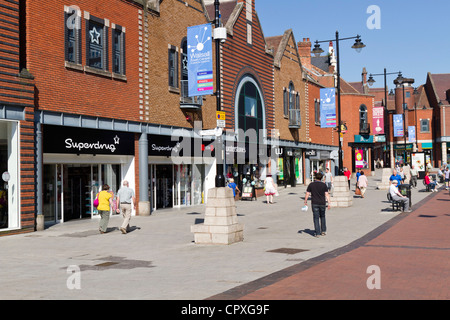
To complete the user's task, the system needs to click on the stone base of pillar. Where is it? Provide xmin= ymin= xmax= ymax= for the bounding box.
xmin=138 ymin=201 xmax=151 ymax=216
xmin=191 ymin=187 xmax=244 ymax=245
xmin=330 ymin=176 xmax=353 ymax=208
xmin=36 ymin=214 xmax=45 ymax=231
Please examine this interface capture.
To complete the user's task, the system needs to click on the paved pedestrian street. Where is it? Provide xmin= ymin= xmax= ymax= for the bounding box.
xmin=0 ymin=170 xmax=447 ymax=301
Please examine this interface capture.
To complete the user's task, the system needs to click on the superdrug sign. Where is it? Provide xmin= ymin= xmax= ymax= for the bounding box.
xmin=43 ymin=125 xmax=135 ymax=156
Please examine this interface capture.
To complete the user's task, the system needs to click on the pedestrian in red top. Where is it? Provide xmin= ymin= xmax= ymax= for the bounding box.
xmin=343 ymin=167 xmax=351 ymax=190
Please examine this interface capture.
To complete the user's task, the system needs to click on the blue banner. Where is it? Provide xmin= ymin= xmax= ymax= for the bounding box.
xmin=408 ymin=126 xmax=416 ymax=143
xmin=187 ymin=24 xmax=214 ymax=97
xmin=320 ymin=88 xmax=336 ymax=128
xmin=393 ymin=114 xmax=404 ymax=137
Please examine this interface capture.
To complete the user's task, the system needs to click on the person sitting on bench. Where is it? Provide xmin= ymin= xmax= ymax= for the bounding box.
xmin=389 ymin=180 xmax=411 ymax=212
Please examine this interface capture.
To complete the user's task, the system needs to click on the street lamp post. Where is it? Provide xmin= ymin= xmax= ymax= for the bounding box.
xmin=214 ymin=0 xmax=225 ymax=187
xmin=312 ymin=32 xmax=366 ymax=175
xmin=367 ymin=69 xmax=402 ymax=168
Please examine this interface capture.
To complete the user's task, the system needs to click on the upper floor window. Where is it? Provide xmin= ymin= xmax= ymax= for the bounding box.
xmin=168 ymin=45 xmax=178 ymax=89
xmin=314 ymin=99 xmax=320 ymax=125
xmin=86 ymin=16 xmax=108 ymax=70
xmin=359 ymin=104 xmax=369 ymax=132
xmin=420 ymin=119 xmax=430 ymax=133
xmin=64 ymin=6 xmax=82 ymax=64
xmin=112 ymin=26 xmax=126 ymax=75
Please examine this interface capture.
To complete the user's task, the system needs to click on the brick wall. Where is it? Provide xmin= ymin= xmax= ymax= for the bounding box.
xmin=144 ymin=0 xmax=216 ymax=130
xmin=272 ymin=31 xmax=307 ymax=143
xmin=26 ymin=0 xmax=142 ymax=121
xmin=219 ymin=0 xmax=275 ymax=136
xmin=0 ymin=0 xmax=36 ymax=236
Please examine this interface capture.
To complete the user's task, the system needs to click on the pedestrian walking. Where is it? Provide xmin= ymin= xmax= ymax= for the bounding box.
xmin=97 ymin=184 xmax=114 ymax=234
xmin=343 ymin=167 xmax=351 ymax=190
xmin=389 ymin=180 xmax=411 ymax=212
xmin=264 ymin=174 xmax=277 ymax=204
xmin=410 ymin=165 xmax=418 ymax=188
xmin=304 ymin=172 xmax=331 ymax=238
xmin=357 ymin=170 xmax=368 ymax=198
xmin=445 ymin=167 xmax=450 ymax=190
xmin=227 ymin=178 xmax=240 ymax=199
xmin=324 ymin=167 xmax=333 ymax=192
xmin=116 ymin=180 xmax=136 ymax=234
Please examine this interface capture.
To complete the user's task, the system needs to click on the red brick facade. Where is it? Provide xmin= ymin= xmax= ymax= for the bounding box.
xmin=0 ymin=0 xmax=36 ymax=235
xmin=26 ymin=0 xmax=142 ymax=122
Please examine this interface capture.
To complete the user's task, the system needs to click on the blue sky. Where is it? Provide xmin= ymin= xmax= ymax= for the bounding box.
xmin=255 ymin=0 xmax=450 ymax=87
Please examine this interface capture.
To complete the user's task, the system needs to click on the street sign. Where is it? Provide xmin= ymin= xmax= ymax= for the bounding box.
xmin=216 ymin=111 xmax=226 ymax=128
xmin=199 ymin=128 xmax=223 ymax=137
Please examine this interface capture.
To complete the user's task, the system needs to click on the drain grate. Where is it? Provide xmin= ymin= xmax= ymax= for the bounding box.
xmin=95 ymin=262 xmax=119 ymax=267
xmin=267 ymin=248 xmax=308 ymax=255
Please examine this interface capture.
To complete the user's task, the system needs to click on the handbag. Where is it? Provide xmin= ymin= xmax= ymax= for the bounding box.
xmin=355 ymin=187 xmax=361 ymax=195
xmin=93 ymin=193 xmax=99 ymax=208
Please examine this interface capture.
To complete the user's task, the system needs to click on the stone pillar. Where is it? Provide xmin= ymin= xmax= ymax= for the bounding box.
xmin=330 ymin=176 xmax=353 ymax=207
xmin=36 ymin=122 xmax=44 ymax=231
xmin=138 ymin=133 xmax=150 ymax=216
xmin=191 ymin=187 xmax=244 ymax=245
xmin=442 ymin=142 xmax=447 ymax=165
xmin=377 ymin=168 xmax=392 ymax=190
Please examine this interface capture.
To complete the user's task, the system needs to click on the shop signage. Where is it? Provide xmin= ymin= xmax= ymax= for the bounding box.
xmin=43 ymin=125 xmax=134 ymax=155
xmin=305 ymin=150 xmax=317 ymax=156
xmin=354 ymin=135 xmax=374 ymax=143
xmin=320 ymin=88 xmax=336 ymax=128
xmin=187 ymin=23 xmax=214 ymax=97
xmin=375 ymin=135 xmax=386 ymax=143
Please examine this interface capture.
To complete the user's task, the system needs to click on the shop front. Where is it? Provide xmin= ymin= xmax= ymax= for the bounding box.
xmin=277 ymin=148 xmax=303 ymax=187
xmin=147 ymin=134 xmax=215 ymax=211
xmin=305 ymin=149 xmax=333 ymax=183
xmin=0 ymin=120 xmax=20 ymax=231
xmin=42 ymin=125 xmax=135 ymax=224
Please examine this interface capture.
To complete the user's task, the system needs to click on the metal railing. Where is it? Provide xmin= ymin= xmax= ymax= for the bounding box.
xmin=359 ymin=122 xmax=370 ymax=134
xmin=289 ymin=109 xmax=302 ymax=128
xmin=180 ymin=80 xmax=203 ymax=108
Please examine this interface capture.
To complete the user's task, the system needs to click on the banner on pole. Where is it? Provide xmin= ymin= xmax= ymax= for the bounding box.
xmin=187 ymin=24 xmax=214 ymax=97
xmin=320 ymin=88 xmax=336 ymax=128
xmin=393 ymin=114 xmax=404 ymax=137
xmin=408 ymin=126 xmax=416 ymax=143
xmin=373 ymin=106 xmax=384 ymax=135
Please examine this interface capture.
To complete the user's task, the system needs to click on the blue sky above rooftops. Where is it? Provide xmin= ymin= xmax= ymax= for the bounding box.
xmin=255 ymin=0 xmax=450 ymax=88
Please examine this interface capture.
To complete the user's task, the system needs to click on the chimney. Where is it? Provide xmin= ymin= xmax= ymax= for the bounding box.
xmin=298 ymin=38 xmax=311 ymax=68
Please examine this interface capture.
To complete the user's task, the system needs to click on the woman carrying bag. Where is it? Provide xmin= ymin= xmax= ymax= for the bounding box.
xmin=97 ymin=184 xmax=114 ymax=233
xmin=357 ymin=171 xmax=369 ymax=198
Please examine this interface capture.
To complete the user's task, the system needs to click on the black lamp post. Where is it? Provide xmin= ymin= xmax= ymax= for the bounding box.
xmin=395 ymin=72 xmax=408 ymax=165
xmin=367 ymin=69 xmax=402 ymax=168
xmin=214 ymin=0 xmax=225 ymax=187
xmin=312 ymin=32 xmax=366 ymax=175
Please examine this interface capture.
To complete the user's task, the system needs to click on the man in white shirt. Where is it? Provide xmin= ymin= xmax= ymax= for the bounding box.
xmin=389 ymin=180 xmax=411 ymax=212
xmin=116 ymin=180 xmax=136 ymax=234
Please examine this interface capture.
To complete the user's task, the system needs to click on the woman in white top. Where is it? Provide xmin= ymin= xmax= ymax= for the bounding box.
xmin=264 ymin=175 xmax=277 ymax=204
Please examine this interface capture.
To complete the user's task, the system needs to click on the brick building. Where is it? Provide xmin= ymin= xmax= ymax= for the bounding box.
xmin=422 ymin=73 xmax=450 ymax=167
xmin=205 ymin=0 xmax=276 ymax=193
xmin=0 ymin=0 xmax=36 ymax=235
xmin=21 ymin=0 xmax=146 ymax=227
xmin=266 ymin=29 xmax=306 ymax=186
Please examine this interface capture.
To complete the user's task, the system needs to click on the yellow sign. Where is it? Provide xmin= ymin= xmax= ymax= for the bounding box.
xmin=216 ymin=111 xmax=226 ymax=128
xmin=216 ymin=111 xmax=225 ymax=120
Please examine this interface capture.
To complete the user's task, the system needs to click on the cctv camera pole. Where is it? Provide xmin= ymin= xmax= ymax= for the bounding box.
xmin=214 ymin=0 xmax=225 ymax=187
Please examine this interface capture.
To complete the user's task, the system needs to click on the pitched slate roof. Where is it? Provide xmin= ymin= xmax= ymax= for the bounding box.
xmin=428 ymin=73 xmax=450 ymax=105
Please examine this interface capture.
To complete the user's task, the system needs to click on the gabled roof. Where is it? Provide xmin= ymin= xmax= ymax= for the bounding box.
xmin=428 ymin=73 xmax=450 ymax=105
xmin=266 ymin=29 xmax=302 ymax=70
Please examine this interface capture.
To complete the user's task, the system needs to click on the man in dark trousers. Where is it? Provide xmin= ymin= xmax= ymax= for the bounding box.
xmin=304 ymin=172 xmax=331 ymax=238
